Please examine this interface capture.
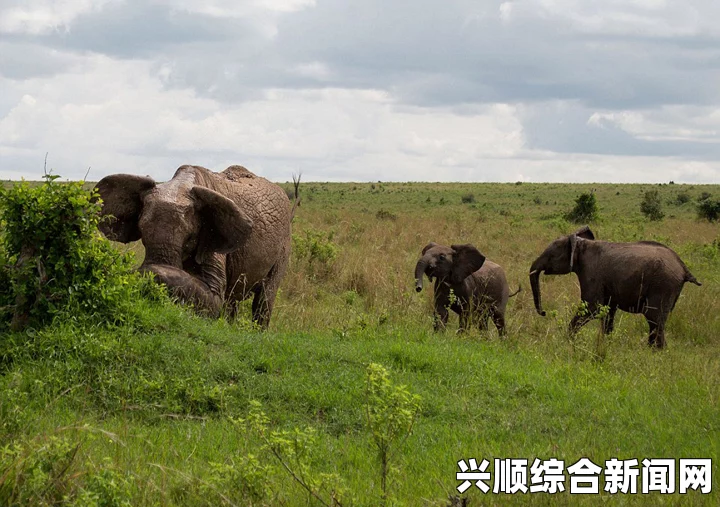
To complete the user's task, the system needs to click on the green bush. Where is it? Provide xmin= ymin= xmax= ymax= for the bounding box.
xmin=640 ymin=190 xmax=665 ymax=221
xmin=564 ymin=192 xmax=598 ymax=223
xmin=292 ymin=229 xmax=338 ymax=267
xmin=675 ymin=191 xmax=691 ymax=205
xmin=697 ymin=198 xmax=720 ymax=222
xmin=364 ymin=363 xmax=421 ymax=504
xmin=0 ymin=174 xmax=163 ymax=330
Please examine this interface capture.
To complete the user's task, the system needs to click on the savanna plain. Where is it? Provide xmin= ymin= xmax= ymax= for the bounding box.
xmin=1 ymin=180 xmax=719 ymax=506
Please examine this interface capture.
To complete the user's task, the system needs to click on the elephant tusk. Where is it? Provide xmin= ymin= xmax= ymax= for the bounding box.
xmin=529 ymin=269 xmax=538 ymax=275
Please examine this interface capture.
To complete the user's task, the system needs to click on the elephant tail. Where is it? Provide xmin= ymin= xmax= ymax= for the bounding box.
xmin=290 ymin=173 xmax=301 ymax=220
xmin=509 ymin=285 xmax=522 ymax=298
xmin=685 ymin=271 xmax=702 ymax=286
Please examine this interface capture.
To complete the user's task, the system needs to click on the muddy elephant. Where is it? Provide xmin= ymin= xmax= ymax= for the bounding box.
xmin=414 ymin=242 xmax=520 ymax=335
xmin=95 ymin=164 xmax=298 ymax=328
xmin=529 ymin=226 xmax=701 ymax=348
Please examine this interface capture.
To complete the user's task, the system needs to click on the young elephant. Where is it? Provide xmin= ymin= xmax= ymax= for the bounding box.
xmin=529 ymin=226 xmax=702 ymax=348
xmin=414 ymin=242 xmax=519 ymax=335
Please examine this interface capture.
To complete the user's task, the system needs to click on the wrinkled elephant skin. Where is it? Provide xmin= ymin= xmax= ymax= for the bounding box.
xmin=140 ymin=264 xmax=223 ymax=315
xmin=96 ymin=164 xmax=297 ymax=328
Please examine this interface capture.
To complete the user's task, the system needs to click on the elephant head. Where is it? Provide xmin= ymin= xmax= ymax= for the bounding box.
xmin=414 ymin=243 xmax=486 ymax=292
xmin=95 ymin=168 xmax=253 ymax=270
xmin=529 ymin=225 xmax=595 ymax=316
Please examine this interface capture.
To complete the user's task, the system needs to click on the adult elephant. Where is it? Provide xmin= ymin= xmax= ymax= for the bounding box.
xmin=414 ymin=242 xmax=520 ymax=335
xmin=529 ymin=226 xmax=701 ymax=348
xmin=95 ymin=164 xmax=298 ymax=328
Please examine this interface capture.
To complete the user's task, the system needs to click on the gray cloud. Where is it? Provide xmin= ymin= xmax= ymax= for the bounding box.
xmin=1 ymin=0 xmax=720 ymax=182
xmin=29 ymin=3 xmax=258 ymax=58
xmin=0 ymin=41 xmax=83 ymax=80
xmin=520 ymin=102 xmax=720 ymax=158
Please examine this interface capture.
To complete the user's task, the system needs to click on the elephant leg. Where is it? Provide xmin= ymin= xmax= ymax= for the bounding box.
xmin=457 ymin=310 xmax=469 ymax=334
xmin=251 ymin=284 xmax=269 ymax=328
xmin=251 ymin=257 xmax=287 ymax=329
xmin=433 ymin=290 xmax=451 ymax=332
xmin=602 ymin=306 xmax=617 ymax=334
xmin=646 ymin=319 xmax=660 ymax=348
xmin=644 ymin=297 xmax=669 ymax=349
xmin=655 ymin=324 xmax=666 ymax=349
xmin=434 ymin=307 xmax=449 ymax=332
xmin=644 ymin=314 xmax=667 ymax=349
xmin=492 ymin=310 xmax=506 ymax=337
xmin=477 ymin=314 xmax=489 ymax=331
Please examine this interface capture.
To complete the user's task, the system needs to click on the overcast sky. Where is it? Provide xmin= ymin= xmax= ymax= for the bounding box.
xmin=1 ymin=0 xmax=719 ymax=183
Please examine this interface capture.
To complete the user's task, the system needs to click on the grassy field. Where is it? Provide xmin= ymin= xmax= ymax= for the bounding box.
xmin=1 ymin=181 xmax=719 ymax=505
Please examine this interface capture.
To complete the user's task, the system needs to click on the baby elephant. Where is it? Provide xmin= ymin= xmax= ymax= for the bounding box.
xmin=414 ymin=242 xmax=520 ymax=335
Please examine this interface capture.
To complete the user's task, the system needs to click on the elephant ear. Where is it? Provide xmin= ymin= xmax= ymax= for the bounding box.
xmin=421 ymin=242 xmax=438 ymax=255
xmin=574 ymin=225 xmax=595 ymax=240
xmin=192 ymin=186 xmax=254 ymax=264
xmin=95 ymin=174 xmax=156 ymax=243
xmin=450 ymin=244 xmax=486 ymax=284
xmin=568 ymin=226 xmax=595 ymax=270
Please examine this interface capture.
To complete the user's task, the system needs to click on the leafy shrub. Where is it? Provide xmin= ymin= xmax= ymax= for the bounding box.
xmin=460 ymin=193 xmax=475 ymax=204
xmin=564 ymin=192 xmax=598 ymax=223
xmin=292 ymin=229 xmax=338 ymax=267
xmin=234 ymin=401 xmax=348 ymax=506
xmin=697 ymin=198 xmax=720 ymax=222
xmin=698 ymin=191 xmax=712 ymax=202
xmin=640 ymin=190 xmax=665 ymax=221
xmin=0 ymin=175 xmax=163 ymax=330
xmin=675 ymin=191 xmax=691 ymax=205
xmin=699 ymin=238 xmax=720 ymax=262
xmin=365 ymin=363 xmax=421 ymax=504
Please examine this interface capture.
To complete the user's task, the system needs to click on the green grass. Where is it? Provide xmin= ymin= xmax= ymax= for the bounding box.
xmin=1 ymin=181 xmax=719 ymax=505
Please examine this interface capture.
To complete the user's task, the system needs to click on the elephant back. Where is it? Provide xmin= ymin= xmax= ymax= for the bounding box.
xmin=213 ymin=167 xmax=293 ymax=289
xmin=223 ymin=165 xmax=257 ymax=181
xmin=474 ymin=260 xmax=510 ymax=305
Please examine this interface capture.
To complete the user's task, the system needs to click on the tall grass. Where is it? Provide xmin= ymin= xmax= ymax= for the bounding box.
xmin=1 ymin=181 xmax=718 ymax=505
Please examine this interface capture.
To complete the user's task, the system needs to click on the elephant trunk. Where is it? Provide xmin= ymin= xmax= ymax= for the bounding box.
xmin=529 ymin=258 xmax=546 ymax=317
xmin=414 ymin=257 xmax=429 ymax=292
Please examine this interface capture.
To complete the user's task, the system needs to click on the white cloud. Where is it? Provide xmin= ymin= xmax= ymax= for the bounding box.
xmin=1 ymin=0 xmax=720 ymax=182
xmin=527 ymin=0 xmax=706 ymax=36
xmin=164 ymin=0 xmax=315 ymax=16
xmin=589 ymin=107 xmax=720 ymax=143
xmin=499 ymin=2 xmax=514 ymax=22
xmin=0 ymin=56 xmax=526 ymax=181
xmin=0 ymin=0 xmax=116 ymax=34
xmin=293 ymin=61 xmax=333 ymax=81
